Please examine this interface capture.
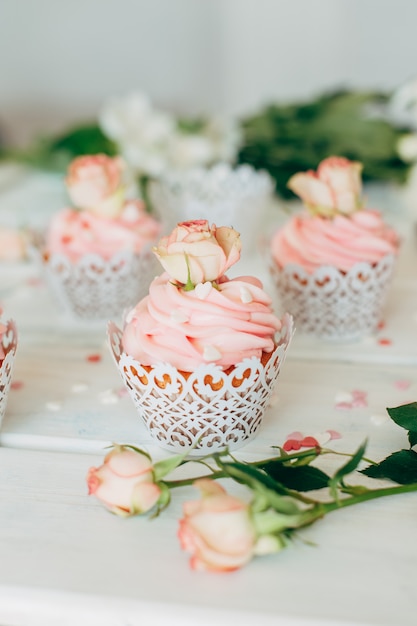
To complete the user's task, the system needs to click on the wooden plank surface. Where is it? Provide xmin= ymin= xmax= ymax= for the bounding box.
xmin=0 ymin=167 xmax=416 ymax=625
xmin=0 ymin=446 xmax=416 ymax=626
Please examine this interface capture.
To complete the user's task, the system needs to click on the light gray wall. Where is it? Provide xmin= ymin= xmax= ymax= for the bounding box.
xmin=1 ymin=0 xmax=417 ymax=146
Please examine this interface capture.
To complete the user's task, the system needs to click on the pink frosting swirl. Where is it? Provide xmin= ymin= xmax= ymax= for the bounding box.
xmin=46 ymin=200 xmax=161 ymax=262
xmin=122 ymin=273 xmax=282 ymax=371
xmin=271 ymin=210 xmax=398 ymax=274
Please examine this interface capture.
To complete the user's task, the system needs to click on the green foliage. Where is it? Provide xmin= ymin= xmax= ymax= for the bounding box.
xmin=237 ymin=89 xmax=412 ymax=198
xmin=387 ymin=402 xmax=417 ymax=447
xmin=7 ymin=123 xmax=117 ymax=173
xmin=361 ymin=402 xmax=417 ymax=483
xmin=329 ymin=440 xmax=368 ymax=498
xmin=361 ymin=449 xmax=417 ymax=484
xmin=259 ymin=460 xmax=329 ymax=492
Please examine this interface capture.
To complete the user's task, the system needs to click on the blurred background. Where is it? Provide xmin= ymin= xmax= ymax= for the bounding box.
xmin=1 ymin=0 xmax=417 ymax=148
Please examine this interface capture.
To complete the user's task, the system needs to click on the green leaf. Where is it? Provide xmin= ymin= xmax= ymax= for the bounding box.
xmin=329 ymin=441 xmax=367 ymax=498
xmin=387 ymin=402 xmax=417 ymax=433
xmin=214 ymin=459 xmax=302 ymax=514
xmin=260 ymin=461 xmax=330 ymax=492
xmin=153 ymin=449 xmax=190 ymax=481
xmin=49 ymin=123 xmax=117 ymax=158
xmin=151 ymin=482 xmax=171 ymax=518
xmin=176 ymin=117 xmax=207 ymax=134
xmin=123 ymin=444 xmax=151 ymax=460
xmin=361 ymin=449 xmax=417 ymax=484
xmin=409 ymin=431 xmax=417 ymax=448
xmin=215 ymin=459 xmax=289 ymax=495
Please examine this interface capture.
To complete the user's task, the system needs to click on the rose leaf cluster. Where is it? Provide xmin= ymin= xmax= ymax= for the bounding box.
xmin=87 ymin=403 xmax=417 ymax=573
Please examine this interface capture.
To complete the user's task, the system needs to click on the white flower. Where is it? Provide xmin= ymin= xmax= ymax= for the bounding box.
xmin=167 ymin=134 xmax=214 ymax=169
xmin=397 ymin=133 xmax=417 ymax=163
xmin=99 ymin=91 xmax=175 ymax=177
xmin=99 ymin=92 xmax=241 ymax=177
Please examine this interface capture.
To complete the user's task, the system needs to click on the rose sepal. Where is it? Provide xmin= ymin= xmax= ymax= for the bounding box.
xmin=153 ymin=448 xmax=191 ymax=482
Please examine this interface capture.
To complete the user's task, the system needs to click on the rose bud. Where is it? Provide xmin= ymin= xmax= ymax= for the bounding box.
xmin=87 ymin=445 xmax=161 ymax=516
xmin=66 ymin=154 xmax=127 ymax=218
xmin=178 ymin=478 xmax=257 ymax=572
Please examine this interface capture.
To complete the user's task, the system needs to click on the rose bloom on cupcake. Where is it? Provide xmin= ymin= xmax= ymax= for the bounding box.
xmin=270 ymin=156 xmax=399 ymax=339
xmin=41 ymin=154 xmax=162 ymax=319
xmin=47 ymin=154 xmax=161 ymax=262
xmin=109 ymin=218 xmax=292 ymax=454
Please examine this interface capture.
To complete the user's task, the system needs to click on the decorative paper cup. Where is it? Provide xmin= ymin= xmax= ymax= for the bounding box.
xmin=32 ymin=244 xmax=159 ymax=322
xmin=270 ymin=255 xmax=396 ymax=341
xmin=0 ymin=320 xmax=18 ymax=428
xmin=149 ymin=163 xmax=274 ymax=255
xmin=108 ymin=314 xmax=293 ymax=456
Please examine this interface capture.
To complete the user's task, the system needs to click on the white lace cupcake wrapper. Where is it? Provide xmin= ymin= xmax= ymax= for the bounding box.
xmin=270 ymin=254 xmax=396 ymax=341
xmin=108 ymin=314 xmax=294 ymax=456
xmin=33 ymin=248 xmax=159 ymax=321
xmin=0 ymin=320 xmax=18 ymax=427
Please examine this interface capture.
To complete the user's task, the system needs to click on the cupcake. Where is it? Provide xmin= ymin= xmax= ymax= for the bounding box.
xmin=0 ymin=313 xmax=17 ymax=427
xmin=270 ymin=156 xmax=399 ymax=340
xmin=38 ymin=154 xmax=161 ymax=321
xmin=108 ymin=219 xmax=293 ymax=455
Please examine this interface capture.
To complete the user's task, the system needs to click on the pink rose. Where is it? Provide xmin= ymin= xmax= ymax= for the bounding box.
xmin=66 ymin=154 xmax=126 ymax=217
xmin=153 ymin=220 xmax=241 ymax=286
xmin=287 ymin=156 xmax=363 ymax=215
xmin=87 ymin=445 xmax=161 ymax=516
xmin=178 ymin=479 xmax=256 ymax=572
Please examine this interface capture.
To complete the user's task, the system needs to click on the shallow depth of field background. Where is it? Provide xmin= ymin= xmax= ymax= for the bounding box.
xmin=1 ymin=0 xmax=416 ymax=147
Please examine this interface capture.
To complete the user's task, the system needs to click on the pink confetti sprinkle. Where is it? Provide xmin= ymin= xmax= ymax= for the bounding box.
xmin=326 ymin=429 xmax=342 ymax=440
xmin=286 ymin=431 xmax=304 ymax=441
xmin=351 ymin=390 xmax=368 ymax=408
xmin=394 ymin=379 xmax=411 ymax=390
xmin=116 ymin=387 xmax=129 ymax=397
xmin=283 ymin=428 xmax=343 ymax=451
xmin=87 ymin=354 xmax=102 ymax=363
xmin=11 ymin=380 xmax=23 ymax=390
xmin=378 ymin=338 xmax=392 ymax=346
xmin=300 ymin=436 xmax=319 ymax=448
xmin=377 ymin=320 xmax=385 ymax=330
xmin=283 ymin=439 xmax=302 ymax=452
xmin=335 ymin=390 xmax=367 ymax=410
xmin=335 ymin=401 xmax=353 ymax=410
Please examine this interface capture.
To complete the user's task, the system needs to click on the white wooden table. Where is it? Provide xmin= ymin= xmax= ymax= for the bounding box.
xmin=0 ymin=165 xmax=416 ymax=626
